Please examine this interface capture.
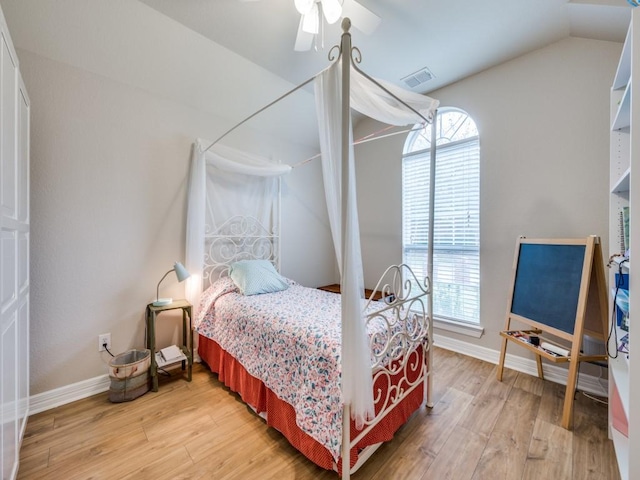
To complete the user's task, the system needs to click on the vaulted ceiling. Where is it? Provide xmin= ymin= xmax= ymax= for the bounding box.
xmin=139 ymin=0 xmax=630 ymax=93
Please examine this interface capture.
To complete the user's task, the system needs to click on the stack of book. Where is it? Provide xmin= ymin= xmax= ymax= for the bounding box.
xmin=618 ymin=206 xmax=630 ymax=257
xmin=155 ymin=344 xmax=187 ymax=368
xmin=615 ymin=286 xmax=630 ymax=356
xmin=616 ymin=287 xmax=629 ymax=330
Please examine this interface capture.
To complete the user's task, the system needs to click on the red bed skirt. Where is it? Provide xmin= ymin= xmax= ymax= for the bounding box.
xmin=197 ymin=334 xmax=424 ymax=471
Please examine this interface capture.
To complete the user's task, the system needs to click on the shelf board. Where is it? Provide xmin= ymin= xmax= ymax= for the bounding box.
xmin=612 ymin=167 xmax=631 ymax=194
xmin=499 ymin=331 xmax=570 ymax=363
xmin=613 ymin=22 xmax=632 ymax=90
xmin=612 ymin=81 xmax=631 ymax=131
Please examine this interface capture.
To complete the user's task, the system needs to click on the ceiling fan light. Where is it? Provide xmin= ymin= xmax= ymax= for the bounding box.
xmin=301 ymin=3 xmax=319 ymax=34
xmin=321 ymin=0 xmax=342 ymax=24
xmin=294 ymin=0 xmax=315 ymax=15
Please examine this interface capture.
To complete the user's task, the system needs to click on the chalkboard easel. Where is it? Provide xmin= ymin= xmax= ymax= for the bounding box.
xmin=496 ymin=236 xmax=608 ymax=429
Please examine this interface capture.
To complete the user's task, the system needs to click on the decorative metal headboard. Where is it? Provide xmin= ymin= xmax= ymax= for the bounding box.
xmin=202 ymin=214 xmax=280 ymax=289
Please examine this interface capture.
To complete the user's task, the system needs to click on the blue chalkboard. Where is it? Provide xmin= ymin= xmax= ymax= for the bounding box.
xmin=511 ymin=243 xmax=586 ymax=335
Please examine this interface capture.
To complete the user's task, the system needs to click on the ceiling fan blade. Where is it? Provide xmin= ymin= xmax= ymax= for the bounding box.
xmin=341 ymin=0 xmax=381 ymax=35
xmin=301 ymin=3 xmax=319 ymax=34
xmin=294 ymin=15 xmax=316 ymax=51
xmin=320 ymin=0 xmax=342 ymax=25
xmin=294 ymin=0 xmax=315 ymax=15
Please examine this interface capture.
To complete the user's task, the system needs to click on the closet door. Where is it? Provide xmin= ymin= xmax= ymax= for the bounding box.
xmin=1 ymin=7 xmax=28 ymax=479
xmin=16 ymin=77 xmax=30 ymax=447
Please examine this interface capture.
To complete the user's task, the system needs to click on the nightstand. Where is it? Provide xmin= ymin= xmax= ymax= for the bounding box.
xmin=317 ymin=284 xmax=384 ymax=301
xmin=145 ymin=299 xmax=193 ymax=392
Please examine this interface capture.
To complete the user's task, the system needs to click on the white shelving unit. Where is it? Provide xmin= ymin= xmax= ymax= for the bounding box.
xmin=609 ymin=12 xmax=638 ymax=480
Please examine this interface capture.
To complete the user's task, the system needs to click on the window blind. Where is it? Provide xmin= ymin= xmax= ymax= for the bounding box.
xmin=402 ymin=137 xmax=480 ymax=323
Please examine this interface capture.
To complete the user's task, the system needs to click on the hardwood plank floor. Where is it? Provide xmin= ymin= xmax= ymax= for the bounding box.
xmin=18 ymin=347 xmax=619 ymax=479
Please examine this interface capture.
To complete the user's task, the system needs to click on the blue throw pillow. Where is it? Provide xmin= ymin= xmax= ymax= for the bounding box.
xmin=229 ymin=259 xmax=289 ymax=296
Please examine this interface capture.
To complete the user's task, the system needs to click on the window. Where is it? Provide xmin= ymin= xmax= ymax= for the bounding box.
xmin=402 ymin=108 xmax=480 ymax=324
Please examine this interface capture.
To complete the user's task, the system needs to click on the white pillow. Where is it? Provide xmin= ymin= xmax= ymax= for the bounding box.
xmin=229 ymin=259 xmax=289 ymax=296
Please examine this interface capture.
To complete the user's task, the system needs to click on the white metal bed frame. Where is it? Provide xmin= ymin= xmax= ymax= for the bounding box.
xmin=202 ymin=214 xmax=432 ymax=477
xmin=199 ymin=19 xmax=435 ymax=479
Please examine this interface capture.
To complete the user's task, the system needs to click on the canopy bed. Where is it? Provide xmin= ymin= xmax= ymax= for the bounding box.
xmin=184 ymin=19 xmax=439 ymax=479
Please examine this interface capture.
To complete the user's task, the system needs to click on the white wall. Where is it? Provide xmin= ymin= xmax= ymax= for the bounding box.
xmin=355 ymin=36 xmax=621 ymax=356
xmin=1 ymin=0 xmax=621 ymax=398
xmin=1 ymin=0 xmax=335 ymax=396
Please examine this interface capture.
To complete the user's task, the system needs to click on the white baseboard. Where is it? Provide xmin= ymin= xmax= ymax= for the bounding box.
xmin=433 ymin=333 xmax=608 ymax=397
xmin=28 ymin=337 xmax=607 ymax=415
xmin=29 ymin=374 xmax=111 ymax=415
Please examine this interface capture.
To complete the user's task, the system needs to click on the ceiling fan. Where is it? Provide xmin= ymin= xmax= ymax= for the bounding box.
xmin=293 ymin=0 xmax=381 ymax=51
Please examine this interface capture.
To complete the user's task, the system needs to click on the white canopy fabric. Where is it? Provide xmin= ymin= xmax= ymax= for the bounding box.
xmin=185 ymin=140 xmax=291 ymax=317
xmin=315 ymin=61 xmax=438 ymax=429
xmin=350 ymin=66 xmax=439 ymax=126
xmin=186 ymin=58 xmax=438 ymax=439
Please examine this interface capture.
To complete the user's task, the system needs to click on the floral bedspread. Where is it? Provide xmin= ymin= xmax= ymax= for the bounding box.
xmin=195 ymin=277 xmax=389 ymax=460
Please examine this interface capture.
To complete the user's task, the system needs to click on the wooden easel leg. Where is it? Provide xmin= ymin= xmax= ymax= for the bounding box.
xmin=561 ymin=360 xmax=579 ymax=429
xmin=497 ymin=336 xmax=508 ymax=381
xmin=536 ymin=354 xmax=544 ymax=380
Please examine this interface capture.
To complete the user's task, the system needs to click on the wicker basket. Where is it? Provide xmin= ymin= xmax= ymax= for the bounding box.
xmin=108 ymin=349 xmax=151 ymax=403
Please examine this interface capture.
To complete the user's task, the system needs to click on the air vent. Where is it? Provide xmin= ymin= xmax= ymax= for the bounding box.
xmin=401 ymin=67 xmax=435 ymax=89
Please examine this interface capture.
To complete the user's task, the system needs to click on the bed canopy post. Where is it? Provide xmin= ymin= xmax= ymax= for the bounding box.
xmin=340 ymin=17 xmax=352 ymax=480
xmin=426 ymin=110 xmax=437 ymax=408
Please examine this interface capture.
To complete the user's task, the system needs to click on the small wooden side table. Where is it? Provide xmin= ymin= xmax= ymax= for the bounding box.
xmin=145 ymin=299 xmax=193 ymax=392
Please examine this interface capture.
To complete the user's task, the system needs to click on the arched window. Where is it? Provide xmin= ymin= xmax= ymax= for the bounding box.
xmin=402 ymin=108 xmax=480 ymax=324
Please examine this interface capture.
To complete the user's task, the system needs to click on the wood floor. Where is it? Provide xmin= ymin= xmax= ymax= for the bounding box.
xmin=18 ymin=347 xmax=619 ymax=480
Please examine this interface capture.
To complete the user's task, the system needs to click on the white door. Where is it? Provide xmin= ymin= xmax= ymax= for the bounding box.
xmin=1 ymin=8 xmax=29 ymax=479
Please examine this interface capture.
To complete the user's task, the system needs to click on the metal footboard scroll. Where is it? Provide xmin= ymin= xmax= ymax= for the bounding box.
xmin=346 ymin=264 xmax=432 ymax=474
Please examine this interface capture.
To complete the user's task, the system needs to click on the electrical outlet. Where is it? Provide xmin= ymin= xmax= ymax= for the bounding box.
xmin=98 ymin=333 xmax=111 ymax=352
